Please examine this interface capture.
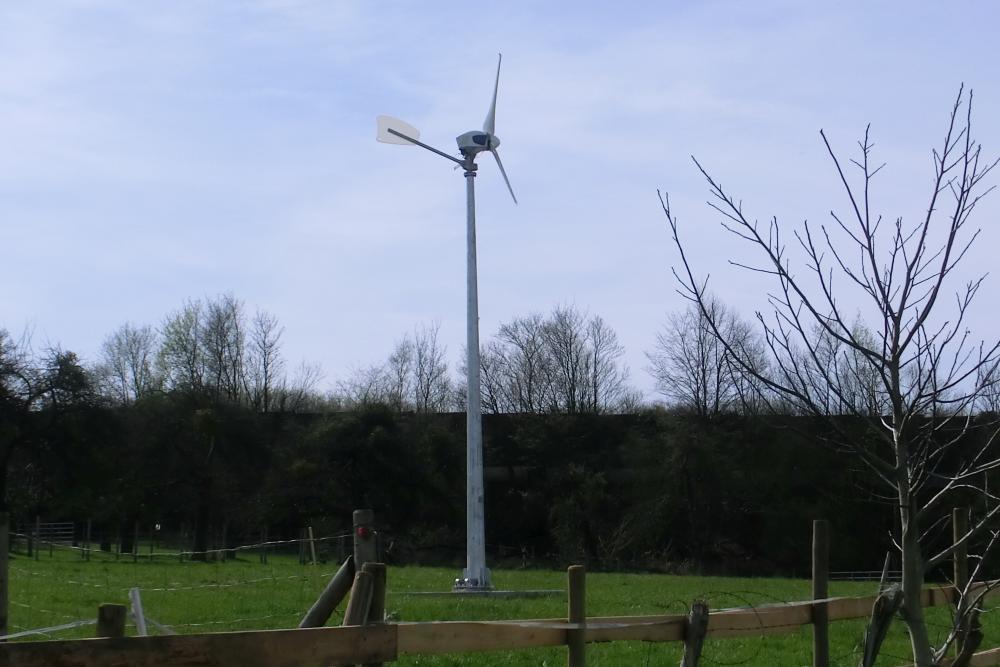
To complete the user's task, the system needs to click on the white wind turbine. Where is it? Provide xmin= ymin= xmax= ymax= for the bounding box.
xmin=377 ymin=54 xmax=516 ymax=591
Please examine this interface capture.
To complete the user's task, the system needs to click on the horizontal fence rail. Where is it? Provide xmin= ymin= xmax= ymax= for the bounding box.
xmin=3 ymin=582 xmax=997 ymax=667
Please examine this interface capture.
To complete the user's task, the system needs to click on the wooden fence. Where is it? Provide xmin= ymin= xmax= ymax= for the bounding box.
xmin=4 ymin=513 xmax=999 ymax=666
xmin=2 ymin=572 xmax=999 ymax=666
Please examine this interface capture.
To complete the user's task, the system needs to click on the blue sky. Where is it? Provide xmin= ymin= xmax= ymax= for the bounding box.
xmin=3 ymin=1 xmax=999 ymax=398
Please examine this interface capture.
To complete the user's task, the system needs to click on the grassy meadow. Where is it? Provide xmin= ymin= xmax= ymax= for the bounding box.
xmin=7 ymin=547 xmax=996 ymax=666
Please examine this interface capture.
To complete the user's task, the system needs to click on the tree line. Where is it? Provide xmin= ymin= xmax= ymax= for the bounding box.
xmin=34 ymin=289 xmax=987 ymax=421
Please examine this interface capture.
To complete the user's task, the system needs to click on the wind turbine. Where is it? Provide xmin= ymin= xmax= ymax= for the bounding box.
xmin=377 ymin=54 xmax=516 ymax=591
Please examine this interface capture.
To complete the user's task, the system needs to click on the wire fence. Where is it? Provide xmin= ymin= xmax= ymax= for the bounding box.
xmin=6 ymin=525 xmax=998 ymax=665
xmin=8 ymin=529 xmax=356 ymax=562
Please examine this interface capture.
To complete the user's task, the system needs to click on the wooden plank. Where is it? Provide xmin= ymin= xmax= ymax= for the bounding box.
xmin=396 ymin=621 xmax=566 ymax=655
xmin=967 ymin=646 xmax=1000 ymax=667
xmin=584 ymin=618 xmax=686 ymax=643
xmin=827 ymin=595 xmax=879 ymax=622
xmin=0 ymin=623 xmax=398 ymax=667
xmin=708 ymin=603 xmax=813 ymax=638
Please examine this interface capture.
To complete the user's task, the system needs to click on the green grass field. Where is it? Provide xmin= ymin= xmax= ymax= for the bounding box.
xmin=7 ymin=547 xmax=995 ymax=665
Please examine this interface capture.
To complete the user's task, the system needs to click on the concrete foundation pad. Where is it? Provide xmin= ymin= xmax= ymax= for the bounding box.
xmin=397 ymin=589 xmax=563 ymax=599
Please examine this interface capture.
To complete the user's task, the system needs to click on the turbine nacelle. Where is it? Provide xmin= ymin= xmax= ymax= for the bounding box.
xmin=456 ymin=131 xmax=500 ymax=157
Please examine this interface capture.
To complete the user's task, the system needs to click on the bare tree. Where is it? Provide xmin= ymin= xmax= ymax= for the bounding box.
xmin=494 ymin=313 xmax=553 ymax=413
xmin=337 ymin=363 xmax=393 ymax=408
xmin=543 ymin=305 xmax=591 ymax=413
xmin=159 ymin=294 xmax=249 ymax=404
xmin=202 ymin=293 xmax=246 ymax=403
xmin=96 ymin=323 xmax=160 ymax=405
xmin=479 ymin=307 xmax=635 ymax=414
xmin=648 ymin=297 xmax=764 ymax=416
xmin=836 ymin=320 xmax=888 ymax=417
xmin=386 ymin=336 xmax=415 ymax=411
xmin=275 ymin=360 xmax=324 ymax=413
xmin=337 ymin=324 xmax=451 ymax=413
xmin=586 ymin=315 xmax=630 ymax=413
xmin=664 ymin=87 xmax=999 ymax=665
xmin=158 ymin=300 xmax=206 ymax=393
xmin=478 ymin=339 xmax=512 ymax=414
xmin=246 ymin=310 xmax=285 ymax=412
xmin=412 ymin=322 xmax=452 ymax=412
xmin=975 ymin=363 xmax=1000 ymax=415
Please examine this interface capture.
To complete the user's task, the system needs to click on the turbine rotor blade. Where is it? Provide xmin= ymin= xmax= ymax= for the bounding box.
xmin=490 ymin=148 xmax=517 ymax=205
xmin=482 ymin=53 xmax=501 ymax=135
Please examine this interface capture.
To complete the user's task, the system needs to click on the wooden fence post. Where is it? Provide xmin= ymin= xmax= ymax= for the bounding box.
xmin=84 ymin=519 xmax=91 ymax=562
xmin=812 ymin=519 xmax=829 ymax=667
xmin=353 ymin=510 xmax=376 ymax=569
xmin=567 ymin=565 xmax=586 ymax=667
xmin=363 ymin=562 xmax=387 ymax=624
xmin=96 ymin=603 xmax=126 ymax=638
xmin=681 ymin=601 xmax=709 ymax=667
xmin=259 ymin=527 xmax=268 ymax=565
xmin=363 ymin=562 xmax=388 ymax=667
xmin=342 ymin=571 xmax=374 ymax=626
xmin=308 ymin=526 xmax=317 ymax=565
xmin=299 ymin=556 xmax=356 ymax=628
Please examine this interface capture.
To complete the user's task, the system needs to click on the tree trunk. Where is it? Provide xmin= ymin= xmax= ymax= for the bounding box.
xmin=191 ymin=481 xmax=212 ymax=562
xmin=119 ymin=520 xmax=135 ymax=555
xmin=899 ymin=491 xmax=935 ymax=665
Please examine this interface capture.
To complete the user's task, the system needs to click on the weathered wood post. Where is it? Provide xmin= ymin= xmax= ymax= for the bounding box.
xmin=567 ymin=565 xmax=586 ymax=667
xmin=299 ymin=556 xmax=356 ymax=628
xmin=812 ymin=519 xmax=829 ymax=667
xmin=681 ymin=601 xmax=709 ymax=667
xmin=363 ymin=562 xmax=387 ymax=624
xmin=363 ymin=562 xmax=388 ymax=667
xmin=84 ymin=519 xmax=91 ymax=561
xmin=353 ymin=510 xmax=376 ymax=569
xmin=308 ymin=526 xmax=318 ymax=566
xmin=96 ymin=603 xmax=127 ymax=638
xmin=342 ymin=571 xmax=374 ymax=626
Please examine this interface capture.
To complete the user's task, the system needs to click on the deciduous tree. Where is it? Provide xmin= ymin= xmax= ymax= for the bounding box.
xmin=664 ymin=87 xmax=999 ymax=665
